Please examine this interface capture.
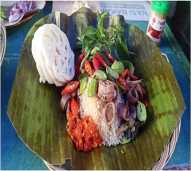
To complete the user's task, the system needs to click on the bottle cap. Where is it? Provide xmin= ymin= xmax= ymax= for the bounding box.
xmin=151 ymin=1 xmax=170 ymax=16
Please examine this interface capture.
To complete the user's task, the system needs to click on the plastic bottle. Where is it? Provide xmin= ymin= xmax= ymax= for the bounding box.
xmin=146 ymin=1 xmax=170 ymax=43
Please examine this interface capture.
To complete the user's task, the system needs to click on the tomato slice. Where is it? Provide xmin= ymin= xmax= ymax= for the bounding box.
xmin=121 ymin=69 xmax=130 ymax=78
xmin=61 ymin=81 xmax=79 ymax=95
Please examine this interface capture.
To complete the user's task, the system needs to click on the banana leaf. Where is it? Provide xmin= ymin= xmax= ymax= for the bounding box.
xmin=8 ymin=8 xmax=185 ymax=170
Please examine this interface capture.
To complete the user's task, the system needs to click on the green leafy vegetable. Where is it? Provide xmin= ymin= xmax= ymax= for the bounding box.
xmin=97 ymin=12 xmax=108 ymax=40
xmin=78 ymin=26 xmax=97 ymax=50
xmin=108 ymin=24 xmax=129 ymax=59
xmin=78 ymin=12 xmax=129 ymax=61
xmin=111 ymin=61 xmax=124 ymax=74
xmin=87 ymin=78 xmax=97 ymax=97
xmin=137 ymin=101 xmax=147 ymax=122
xmin=106 ymin=67 xmax=119 ymax=79
xmin=121 ymin=60 xmax=135 ymax=73
xmin=94 ymin=70 xmax=107 ymax=80
xmin=80 ymin=76 xmax=88 ymax=95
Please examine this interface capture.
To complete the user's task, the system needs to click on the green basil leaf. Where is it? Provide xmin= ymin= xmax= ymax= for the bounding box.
xmin=94 ymin=70 xmax=107 ymax=80
xmin=111 ymin=61 xmax=124 ymax=74
xmin=137 ymin=101 xmax=147 ymax=122
xmin=80 ymin=77 xmax=88 ymax=95
xmin=87 ymin=78 xmax=97 ymax=97
xmin=97 ymin=12 xmax=108 ymax=37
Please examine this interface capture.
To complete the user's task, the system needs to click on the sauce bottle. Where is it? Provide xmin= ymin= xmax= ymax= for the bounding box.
xmin=146 ymin=1 xmax=170 ymax=43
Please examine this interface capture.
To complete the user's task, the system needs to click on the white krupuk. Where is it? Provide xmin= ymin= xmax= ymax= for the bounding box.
xmin=31 ymin=24 xmax=75 ymax=86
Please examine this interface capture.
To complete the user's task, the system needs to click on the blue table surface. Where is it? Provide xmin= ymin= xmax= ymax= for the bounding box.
xmin=1 ymin=5 xmax=190 ymax=170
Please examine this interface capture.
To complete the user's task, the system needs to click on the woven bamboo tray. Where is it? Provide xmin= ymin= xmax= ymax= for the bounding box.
xmin=8 ymin=8 xmax=185 ymax=170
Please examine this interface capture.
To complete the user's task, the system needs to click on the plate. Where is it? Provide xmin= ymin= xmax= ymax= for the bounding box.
xmin=8 ymin=8 xmax=185 ymax=170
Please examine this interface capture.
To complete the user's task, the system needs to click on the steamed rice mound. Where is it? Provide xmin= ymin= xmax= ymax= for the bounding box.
xmin=79 ymin=87 xmax=123 ymax=146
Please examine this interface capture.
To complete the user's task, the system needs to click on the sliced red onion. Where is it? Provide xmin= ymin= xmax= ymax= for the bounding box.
xmin=129 ymin=105 xmax=137 ymax=119
xmin=126 ymin=79 xmax=142 ymax=85
xmin=126 ymin=76 xmax=130 ymax=81
xmin=127 ymin=88 xmax=139 ymax=104
xmin=60 ymin=94 xmax=71 ymax=111
xmin=135 ymin=83 xmax=144 ymax=99
xmin=117 ymin=103 xmax=129 ymax=121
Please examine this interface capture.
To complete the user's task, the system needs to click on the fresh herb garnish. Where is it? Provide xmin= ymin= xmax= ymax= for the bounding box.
xmin=78 ymin=12 xmax=129 ymax=59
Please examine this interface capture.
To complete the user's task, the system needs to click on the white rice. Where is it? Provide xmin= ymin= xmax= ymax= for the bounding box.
xmin=79 ymin=85 xmax=123 ymax=146
xmin=98 ymin=108 xmax=123 ymax=146
xmin=79 ymin=89 xmax=100 ymax=123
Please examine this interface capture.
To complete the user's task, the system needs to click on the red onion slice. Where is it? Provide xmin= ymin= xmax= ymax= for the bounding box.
xmin=135 ymin=83 xmax=144 ymax=99
xmin=127 ymin=88 xmax=139 ymax=104
xmin=117 ymin=103 xmax=129 ymax=121
xmin=126 ymin=79 xmax=142 ymax=85
xmin=129 ymin=105 xmax=137 ymax=119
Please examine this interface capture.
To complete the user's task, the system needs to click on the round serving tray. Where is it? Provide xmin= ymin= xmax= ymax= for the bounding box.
xmin=7 ymin=8 xmax=185 ymax=170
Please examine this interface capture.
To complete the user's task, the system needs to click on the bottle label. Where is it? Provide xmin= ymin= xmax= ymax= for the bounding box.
xmin=149 ymin=13 xmax=166 ymax=31
xmin=147 ymin=26 xmax=161 ymax=39
xmin=146 ymin=12 xmax=166 ymax=42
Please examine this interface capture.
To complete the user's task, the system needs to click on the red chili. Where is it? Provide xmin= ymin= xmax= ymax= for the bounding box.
xmin=61 ymin=81 xmax=79 ymax=95
xmin=117 ymin=77 xmax=129 ymax=91
xmin=92 ymin=56 xmax=101 ymax=70
xmin=105 ymin=50 xmax=114 ymax=62
xmin=95 ymin=52 xmax=108 ymax=68
xmin=121 ymin=69 xmax=130 ymax=78
xmin=84 ymin=60 xmax=94 ymax=76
